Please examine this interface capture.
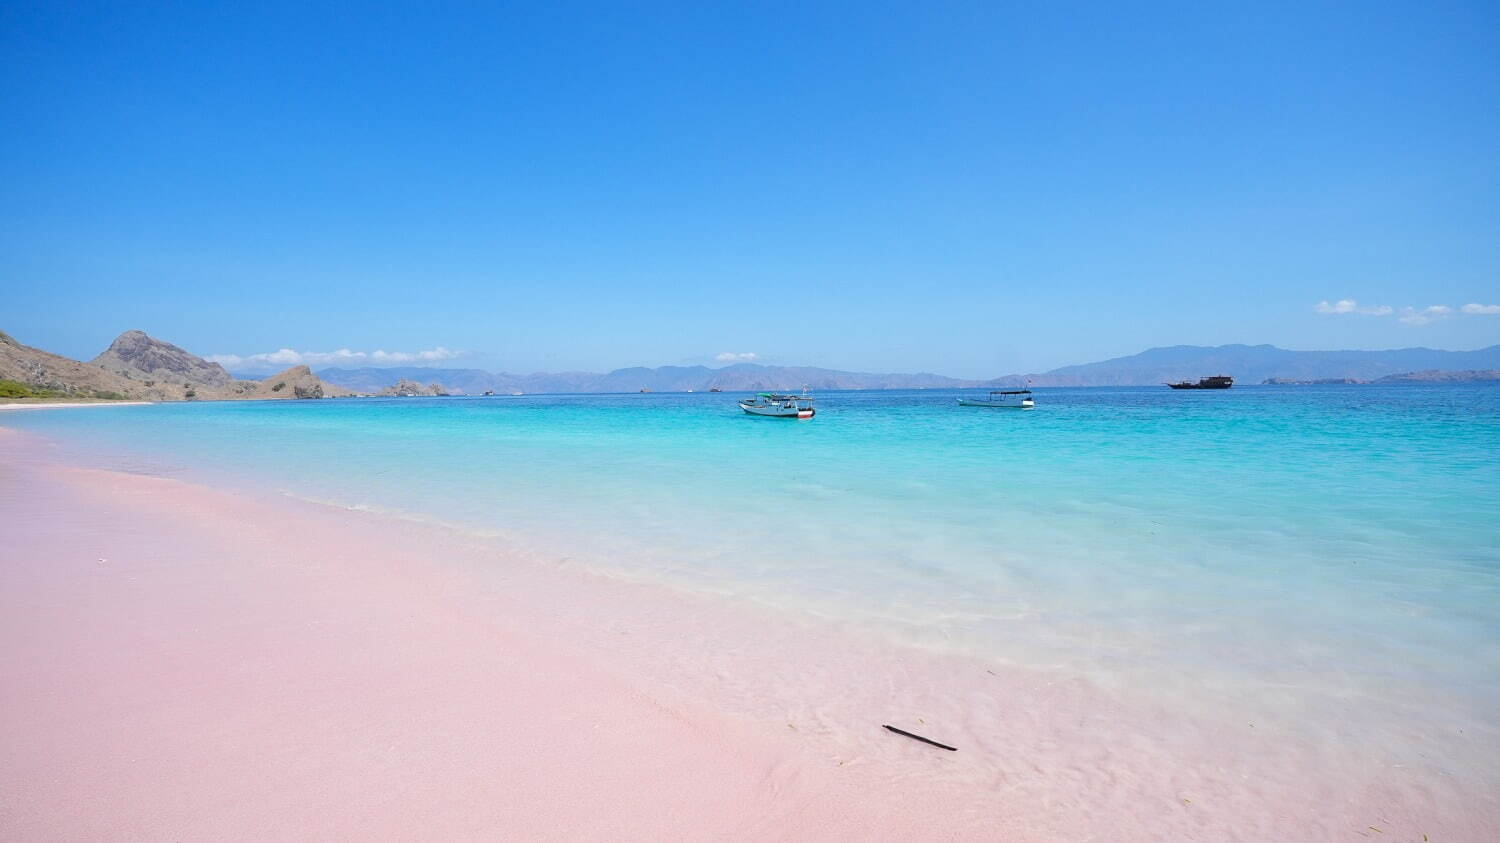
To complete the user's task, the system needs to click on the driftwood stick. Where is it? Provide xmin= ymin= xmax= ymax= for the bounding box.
xmin=883 ymin=724 xmax=957 ymax=751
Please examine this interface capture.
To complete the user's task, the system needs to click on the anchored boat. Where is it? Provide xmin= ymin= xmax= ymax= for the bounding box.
xmin=958 ymin=389 xmax=1034 ymax=409
xmin=739 ymin=392 xmax=815 ymax=419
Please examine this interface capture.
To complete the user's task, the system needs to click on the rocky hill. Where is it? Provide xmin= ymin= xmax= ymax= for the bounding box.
xmin=91 ymin=330 xmax=237 ymax=388
xmin=1 ymin=329 xmax=349 ymax=402
xmin=1 ymin=330 xmax=145 ymax=399
xmin=377 ymin=379 xmax=449 ymax=397
xmin=253 ymin=365 xmax=354 ymax=398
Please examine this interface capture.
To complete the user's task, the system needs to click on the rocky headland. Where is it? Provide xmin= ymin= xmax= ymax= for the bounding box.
xmin=1 ymin=329 xmax=349 ymax=402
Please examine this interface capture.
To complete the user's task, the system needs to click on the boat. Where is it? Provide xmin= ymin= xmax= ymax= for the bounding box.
xmin=708 ymin=387 xmax=722 ymax=393
xmin=482 ymin=390 xmax=495 ymax=396
xmin=1166 ymin=375 xmax=1233 ymax=390
xmin=738 ymin=392 xmax=815 ymax=418
xmin=957 ymin=390 xmax=1034 ymax=409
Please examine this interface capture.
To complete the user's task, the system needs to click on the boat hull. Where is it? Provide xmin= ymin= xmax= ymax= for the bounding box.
xmin=957 ymin=398 xmax=1034 ymax=409
xmin=739 ymin=403 xmax=815 ymax=418
xmin=1167 ymin=376 xmax=1234 ymax=389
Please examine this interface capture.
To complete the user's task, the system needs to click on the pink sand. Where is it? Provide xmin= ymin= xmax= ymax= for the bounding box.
xmin=1 ymin=427 xmax=1494 ymax=839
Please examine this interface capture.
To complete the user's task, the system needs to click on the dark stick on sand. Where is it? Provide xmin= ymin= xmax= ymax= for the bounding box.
xmin=883 ymin=724 xmax=957 ymax=751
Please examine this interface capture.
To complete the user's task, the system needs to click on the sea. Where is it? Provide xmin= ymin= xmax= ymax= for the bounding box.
xmin=7 ymin=384 xmax=1499 ymax=766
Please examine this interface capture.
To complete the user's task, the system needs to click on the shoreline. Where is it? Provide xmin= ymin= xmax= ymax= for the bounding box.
xmin=1 ymin=426 xmax=1493 ymax=839
xmin=0 ymin=401 xmax=155 ymax=410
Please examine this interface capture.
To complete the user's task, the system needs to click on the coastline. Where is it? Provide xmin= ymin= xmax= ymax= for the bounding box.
xmin=1 ymin=426 xmax=1494 ymax=839
xmin=0 ymin=401 xmax=155 ymax=410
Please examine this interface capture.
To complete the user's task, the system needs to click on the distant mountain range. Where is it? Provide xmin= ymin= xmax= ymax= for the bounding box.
xmin=8 ymin=326 xmax=1499 ymax=401
xmin=313 ymin=364 xmax=978 ymax=394
xmin=994 ymin=343 xmax=1500 ymax=387
xmin=316 ymin=344 xmax=1500 ymax=393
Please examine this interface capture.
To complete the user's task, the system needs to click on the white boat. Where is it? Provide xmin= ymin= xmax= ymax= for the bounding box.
xmin=957 ymin=389 xmax=1034 ymax=409
xmin=739 ymin=392 xmax=815 ymax=419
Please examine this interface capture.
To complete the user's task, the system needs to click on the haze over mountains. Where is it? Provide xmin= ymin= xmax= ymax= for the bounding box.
xmin=7 ymin=326 xmax=1500 ymax=401
xmin=315 ymin=344 xmax=1500 ymax=393
xmin=990 ymin=343 xmax=1500 ymax=387
xmin=313 ymin=364 xmax=975 ymax=394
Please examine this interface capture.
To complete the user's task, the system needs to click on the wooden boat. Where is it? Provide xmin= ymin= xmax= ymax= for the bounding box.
xmin=957 ymin=390 xmax=1034 ymax=409
xmin=739 ymin=392 xmax=815 ymax=418
xmin=1166 ymin=376 xmax=1233 ymax=390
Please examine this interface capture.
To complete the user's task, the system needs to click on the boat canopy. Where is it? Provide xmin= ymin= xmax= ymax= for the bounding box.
xmin=989 ymin=390 xmax=1032 ymax=395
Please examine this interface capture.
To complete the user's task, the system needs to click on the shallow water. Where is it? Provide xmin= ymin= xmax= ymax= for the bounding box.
xmin=8 ymin=385 xmax=1500 ymax=748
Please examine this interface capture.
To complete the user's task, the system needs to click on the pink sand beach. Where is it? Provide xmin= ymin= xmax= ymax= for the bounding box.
xmin=1 ymin=426 xmax=1494 ymax=840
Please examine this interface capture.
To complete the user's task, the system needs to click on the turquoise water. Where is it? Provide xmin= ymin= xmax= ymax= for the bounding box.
xmin=9 ymin=386 xmax=1500 ymax=728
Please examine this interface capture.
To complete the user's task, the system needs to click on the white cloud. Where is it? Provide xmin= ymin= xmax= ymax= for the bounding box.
xmin=208 ymin=346 xmax=463 ymax=372
xmin=1314 ymin=299 xmax=1393 ymax=316
xmin=715 ymin=351 xmax=758 ymax=362
xmin=1397 ymin=305 xmax=1455 ymax=326
xmin=370 ymin=348 xmax=463 ymax=363
xmin=1316 ymin=297 xmax=1500 ymax=325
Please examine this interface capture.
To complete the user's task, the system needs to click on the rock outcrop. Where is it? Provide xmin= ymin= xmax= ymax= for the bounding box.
xmin=377 ymin=379 xmax=449 ymax=397
xmin=255 ymin=365 xmax=351 ymax=399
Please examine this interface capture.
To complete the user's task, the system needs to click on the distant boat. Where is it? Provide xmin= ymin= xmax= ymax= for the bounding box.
xmin=739 ymin=392 xmax=815 ymax=419
xmin=482 ymin=390 xmax=495 ymax=396
xmin=958 ymin=390 xmax=1034 ymax=409
xmin=1167 ymin=376 xmax=1233 ymax=390
xmin=640 ymin=388 xmax=651 ymax=393
xmin=708 ymin=387 xmax=722 ymax=393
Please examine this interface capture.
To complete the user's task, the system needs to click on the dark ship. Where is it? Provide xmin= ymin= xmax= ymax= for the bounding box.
xmin=1166 ymin=375 xmax=1233 ymax=390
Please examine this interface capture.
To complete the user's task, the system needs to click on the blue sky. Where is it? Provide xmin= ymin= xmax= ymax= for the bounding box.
xmin=3 ymin=1 xmax=1497 ymax=377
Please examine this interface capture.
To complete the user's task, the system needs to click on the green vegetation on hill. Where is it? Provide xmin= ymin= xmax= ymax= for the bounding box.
xmin=0 ymin=378 xmax=58 ymax=398
xmin=0 ymin=378 xmax=126 ymax=400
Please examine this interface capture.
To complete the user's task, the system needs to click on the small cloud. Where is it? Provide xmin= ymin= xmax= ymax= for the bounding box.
xmin=1314 ymin=299 xmax=1392 ymax=316
xmin=1315 ymin=299 xmax=1356 ymax=314
xmin=715 ymin=351 xmax=758 ymax=362
xmin=208 ymin=346 xmax=464 ymax=373
xmin=370 ymin=347 xmax=461 ymax=363
xmin=1316 ymin=297 xmax=1500 ymax=325
xmin=1397 ymin=305 xmax=1454 ymax=326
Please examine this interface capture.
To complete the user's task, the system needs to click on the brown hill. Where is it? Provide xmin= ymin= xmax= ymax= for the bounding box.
xmin=83 ymin=331 xmax=350 ymax=400
xmin=1 ymin=330 xmax=150 ymax=399
xmin=252 ymin=365 xmax=353 ymax=399
xmin=91 ymin=330 xmax=236 ymax=388
xmin=2 ymin=328 xmax=352 ymax=402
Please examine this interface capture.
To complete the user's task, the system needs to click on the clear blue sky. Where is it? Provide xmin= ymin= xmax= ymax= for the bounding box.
xmin=3 ymin=1 xmax=1497 ymax=377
